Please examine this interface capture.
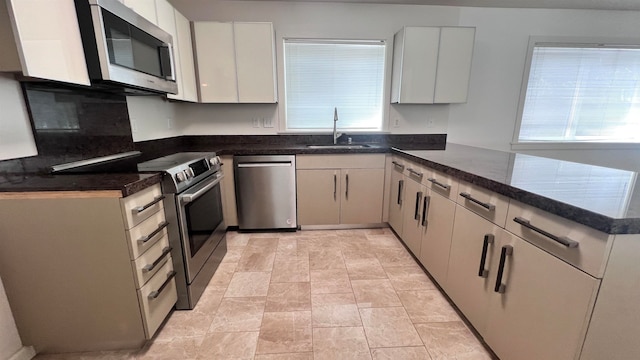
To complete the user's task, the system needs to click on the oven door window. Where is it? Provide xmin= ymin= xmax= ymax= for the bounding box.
xmin=101 ymin=9 xmax=165 ymax=78
xmin=183 ymin=182 xmax=224 ymax=256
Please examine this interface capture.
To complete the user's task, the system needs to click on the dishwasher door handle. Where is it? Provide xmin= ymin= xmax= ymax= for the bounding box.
xmin=237 ymin=162 xmax=292 ymax=168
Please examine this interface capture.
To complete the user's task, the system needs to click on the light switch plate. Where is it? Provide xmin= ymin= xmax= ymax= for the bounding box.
xmin=263 ymin=117 xmax=274 ymax=128
xmin=252 ymin=118 xmax=261 ymax=128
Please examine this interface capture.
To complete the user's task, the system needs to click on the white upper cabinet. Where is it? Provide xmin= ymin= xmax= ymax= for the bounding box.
xmin=0 ymin=0 xmax=90 ymax=86
xmin=155 ymin=0 xmax=196 ymax=102
xmin=391 ymin=26 xmax=475 ymax=104
xmin=173 ymin=10 xmax=197 ymax=102
xmin=123 ymin=0 xmax=157 ymax=25
xmin=193 ymin=21 xmax=278 ymax=103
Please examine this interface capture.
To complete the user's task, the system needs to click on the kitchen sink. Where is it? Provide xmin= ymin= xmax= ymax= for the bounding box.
xmin=306 ymin=144 xmax=371 ymax=149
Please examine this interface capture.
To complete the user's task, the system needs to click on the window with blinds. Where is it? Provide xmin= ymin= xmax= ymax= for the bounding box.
xmin=515 ymin=42 xmax=640 ymax=144
xmin=284 ymin=39 xmax=386 ymax=131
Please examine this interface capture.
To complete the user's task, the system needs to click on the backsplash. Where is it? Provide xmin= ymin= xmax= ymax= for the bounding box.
xmin=0 ymin=84 xmax=136 ymax=173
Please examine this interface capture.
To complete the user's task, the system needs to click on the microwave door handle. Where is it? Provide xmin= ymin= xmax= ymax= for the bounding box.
xmin=159 ymin=44 xmax=175 ymax=81
xmin=167 ymin=43 xmax=175 ymax=81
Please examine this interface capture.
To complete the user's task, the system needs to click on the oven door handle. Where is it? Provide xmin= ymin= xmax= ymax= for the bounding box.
xmin=180 ymin=173 xmax=224 ymax=204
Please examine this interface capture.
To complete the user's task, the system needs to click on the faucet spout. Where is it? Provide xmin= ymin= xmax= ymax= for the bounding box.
xmin=333 ymin=107 xmax=342 ymax=144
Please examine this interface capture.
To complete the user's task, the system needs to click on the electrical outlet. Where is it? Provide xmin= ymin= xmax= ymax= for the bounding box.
xmin=393 ymin=118 xmax=400 ymax=127
xmin=426 ymin=118 xmax=435 ymax=128
xmin=167 ymin=117 xmax=173 ymax=129
xmin=252 ymin=118 xmax=261 ymax=128
xmin=263 ymin=117 xmax=274 ymax=128
xmin=130 ymin=119 xmax=138 ymax=133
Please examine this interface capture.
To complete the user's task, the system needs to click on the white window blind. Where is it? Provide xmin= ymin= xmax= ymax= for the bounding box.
xmin=284 ymin=40 xmax=385 ymax=130
xmin=517 ymin=44 xmax=640 ymax=143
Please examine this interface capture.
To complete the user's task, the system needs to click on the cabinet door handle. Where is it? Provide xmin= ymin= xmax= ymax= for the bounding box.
xmin=392 ymin=161 xmax=405 ymax=171
xmin=133 ymin=195 xmax=165 ymax=213
xmin=345 ymin=174 xmax=349 ymax=199
xmin=407 ymin=168 xmax=423 ymax=179
xmin=148 ymin=270 xmax=177 ymax=300
xmin=143 ymin=247 xmax=173 ymax=272
xmin=478 ymin=234 xmax=494 ymax=278
xmin=137 ymin=221 xmax=169 ymax=243
xmin=333 ymin=174 xmax=337 ymax=200
xmin=414 ymin=191 xmax=423 ymax=220
xmin=397 ymin=180 xmax=404 ymax=205
xmin=421 ymin=195 xmax=430 ymax=227
xmin=428 ymin=178 xmax=450 ymax=190
xmin=460 ymin=192 xmax=496 ymax=211
xmin=494 ymin=245 xmax=513 ymax=293
xmin=513 ymin=217 xmax=579 ymax=248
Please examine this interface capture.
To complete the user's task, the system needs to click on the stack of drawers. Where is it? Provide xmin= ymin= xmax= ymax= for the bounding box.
xmin=120 ymin=184 xmax=177 ymax=338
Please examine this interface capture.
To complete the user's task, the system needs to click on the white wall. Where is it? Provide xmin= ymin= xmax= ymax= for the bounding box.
xmin=0 ymin=74 xmax=37 ymax=161
xmin=449 ymin=7 xmax=640 ymax=170
xmin=127 ymin=96 xmax=182 ymax=142
xmin=172 ymin=1 xmax=457 ymax=136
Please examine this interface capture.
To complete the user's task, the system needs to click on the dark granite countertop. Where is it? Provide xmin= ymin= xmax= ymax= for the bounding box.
xmin=0 ymin=173 xmax=162 ymax=197
xmin=392 ymin=144 xmax=640 ymax=235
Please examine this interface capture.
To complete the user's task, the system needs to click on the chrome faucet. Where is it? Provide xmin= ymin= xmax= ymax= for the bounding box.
xmin=333 ymin=107 xmax=342 ymax=144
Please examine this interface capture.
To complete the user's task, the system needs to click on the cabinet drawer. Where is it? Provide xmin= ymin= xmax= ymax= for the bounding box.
xmin=125 ymin=210 xmax=169 ymax=259
xmin=120 ymin=185 xmax=164 ymax=229
xmin=456 ymin=180 xmax=509 ymax=227
xmin=390 ymin=157 xmax=409 ymax=176
xmin=131 ymin=235 xmax=171 ymax=288
xmin=137 ymin=260 xmax=177 ymax=338
xmin=422 ymin=168 xmax=458 ymax=201
xmin=505 ymin=200 xmax=612 ymax=278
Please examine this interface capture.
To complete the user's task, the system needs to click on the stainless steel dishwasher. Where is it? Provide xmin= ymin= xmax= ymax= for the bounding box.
xmin=234 ymin=155 xmax=298 ymax=230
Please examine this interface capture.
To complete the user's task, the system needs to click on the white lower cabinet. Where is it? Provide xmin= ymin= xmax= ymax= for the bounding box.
xmin=418 ymin=189 xmax=456 ymax=287
xmin=388 ymin=161 xmax=405 ymax=236
xmin=446 ymin=205 xmax=502 ymax=334
xmin=296 ymin=154 xmax=385 ymax=226
xmin=484 ymin=230 xmax=599 ymax=360
xmin=400 ymin=175 xmax=425 ymax=255
xmin=0 ymin=185 xmax=176 ymax=353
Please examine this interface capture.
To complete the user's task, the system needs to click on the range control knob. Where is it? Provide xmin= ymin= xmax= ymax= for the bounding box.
xmin=175 ymin=171 xmax=186 ymax=183
xmin=209 ymin=156 xmax=221 ymax=166
xmin=185 ymin=168 xmax=195 ymax=179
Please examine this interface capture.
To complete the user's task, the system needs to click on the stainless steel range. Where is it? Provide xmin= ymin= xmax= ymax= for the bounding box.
xmin=138 ymin=152 xmax=226 ymax=309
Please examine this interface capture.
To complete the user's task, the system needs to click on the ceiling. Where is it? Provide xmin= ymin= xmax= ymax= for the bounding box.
xmin=175 ymin=0 xmax=640 ymax=11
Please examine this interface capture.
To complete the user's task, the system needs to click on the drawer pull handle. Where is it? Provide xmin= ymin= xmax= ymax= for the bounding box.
xmin=460 ymin=192 xmax=495 ymax=211
xmin=414 ymin=191 xmax=423 ymax=220
xmin=513 ymin=217 xmax=579 ymax=248
xmin=421 ymin=195 xmax=430 ymax=227
xmin=143 ymin=247 xmax=173 ymax=272
xmin=428 ymin=178 xmax=450 ymax=190
xmin=397 ymin=180 xmax=404 ymax=205
xmin=148 ymin=270 xmax=177 ymax=299
xmin=407 ymin=168 xmax=423 ymax=179
xmin=478 ymin=234 xmax=494 ymax=278
xmin=138 ymin=221 xmax=169 ymax=243
xmin=494 ymin=245 xmax=513 ymax=294
xmin=392 ymin=161 xmax=405 ymax=170
xmin=133 ymin=195 xmax=165 ymax=213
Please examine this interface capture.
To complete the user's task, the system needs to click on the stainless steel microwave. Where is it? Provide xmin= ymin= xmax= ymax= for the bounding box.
xmin=74 ymin=0 xmax=178 ymax=94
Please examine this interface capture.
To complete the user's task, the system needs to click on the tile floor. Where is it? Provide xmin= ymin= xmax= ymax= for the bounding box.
xmin=35 ymin=229 xmax=493 ymax=360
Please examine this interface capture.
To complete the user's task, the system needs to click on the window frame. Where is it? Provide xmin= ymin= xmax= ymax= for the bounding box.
xmin=512 ymin=36 xmax=640 ymax=151
xmin=280 ymin=37 xmax=389 ymax=133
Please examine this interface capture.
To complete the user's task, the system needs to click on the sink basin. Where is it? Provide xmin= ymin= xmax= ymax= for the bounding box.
xmin=306 ymin=144 xmax=371 ymax=149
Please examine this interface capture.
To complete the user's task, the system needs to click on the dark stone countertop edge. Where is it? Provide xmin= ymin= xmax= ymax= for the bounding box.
xmin=120 ymin=173 xmax=163 ymax=197
xmin=391 ymin=148 xmax=639 ymax=235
